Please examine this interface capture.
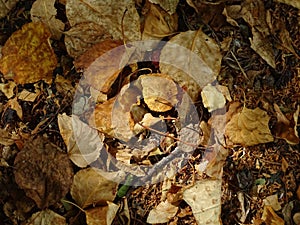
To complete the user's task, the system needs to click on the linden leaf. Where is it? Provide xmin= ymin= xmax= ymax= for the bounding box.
xmin=0 ymin=22 xmax=57 ymax=84
xmin=225 ymin=105 xmax=274 ymax=146
xmin=14 ymin=137 xmax=74 ymax=209
xmin=70 ymin=168 xmax=118 ymax=208
xmin=160 ymin=30 xmax=222 ymax=101
xmin=139 ymin=74 xmax=178 ymax=112
xmin=31 ymin=0 xmax=65 ymax=40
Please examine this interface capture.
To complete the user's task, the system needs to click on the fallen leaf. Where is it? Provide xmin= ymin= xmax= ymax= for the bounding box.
xmin=147 ymin=200 xmax=178 ymax=224
xmin=142 ymin=3 xmax=178 ymax=40
xmin=261 ymin=205 xmax=284 ymax=225
xmin=70 ymin=167 xmax=118 ymax=208
xmin=201 ymin=84 xmax=226 ymax=112
xmin=263 ymin=194 xmax=281 ymax=211
xmin=26 ymin=209 xmax=67 ymax=225
xmin=149 ymin=0 xmax=179 ymax=14
xmin=140 ymin=74 xmax=178 ymax=112
xmin=85 ymin=202 xmax=119 ymax=225
xmin=0 ymin=128 xmax=15 ymax=145
xmin=160 ymin=30 xmax=222 ymax=101
xmin=7 ymin=97 xmax=22 ymax=120
xmin=54 ymin=75 xmax=75 ymax=96
xmin=0 ymin=81 xmax=16 ymax=99
xmin=183 ymin=179 xmax=222 ymax=225
xmin=18 ymin=90 xmax=39 ymax=102
xmin=31 ymin=0 xmax=65 ymax=40
xmin=58 ymin=113 xmax=105 ymax=168
xmin=273 ymin=104 xmax=299 ymax=145
xmin=14 ymin=136 xmax=74 ymax=209
xmin=0 ymin=22 xmax=57 ymax=84
xmin=225 ymin=105 xmax=274 ymax=146
xmin=274 ymin=0 xmax=300 ymax=9
xmin=0 ymin=0 xmax=19 ymax=18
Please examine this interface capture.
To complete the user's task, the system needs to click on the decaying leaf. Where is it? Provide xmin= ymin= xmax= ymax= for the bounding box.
xmin=140 ymin=74 xmax=178 ymax=112
xmin=14 ymin=136 xmax=74 ymax=209
xmin=225 ymin=104 xmax=274 ymax=146
xmin=142 ymin=3 xmax=178 ymax=40
xmin=58 ymin=113 xmax=105 ymax=168
xmin=65 ymin=0 xmax=141 ymax=57
xmin=201 ymin=84 xmax=226 ymax=112
xmin=160 ymin=30 xmax=222 ymax=101
xmin=0 ymin=0 xmax=19 ymax=18
xmin=0 ymin=81 xmax=16 ymax=99
xmin=149 ymin=0 xmax=179 ymax=14
xmin=85 ymin=202 xmax=119 ymax=225
xmin=147 ymin=200 xmax=178 ymax=224
xmin=26 ymin=209 xmax=67 ymax=225
xmin=183 ymin=179 xmax=222 ymax=225
xmin=273 ymin=104 xmax=299 ymax=145
xmin=70 ymin=167 xmax=118 ymax=208
xmin=0 ymin=22 xmax=57 ymax=84
xmin=31 ymin=0 xmax=65 ymax=40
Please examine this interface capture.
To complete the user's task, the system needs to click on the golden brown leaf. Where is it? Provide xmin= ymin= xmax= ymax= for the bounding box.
xmin=0 ymin=0 xmax=19 ymax=18
xmin=26 ymin=210 xmax=67 ymax=225
xmin=0 ymin=22 xmax=57 ymax=84
xmin=85 ymin=202 xmax=119 ymax=225
xmin=225 ymin=105 xmax=274 ymax=146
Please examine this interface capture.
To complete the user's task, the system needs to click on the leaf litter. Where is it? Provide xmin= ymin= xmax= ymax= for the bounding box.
xmin=0 ymin=0 xmax=299 ymax=224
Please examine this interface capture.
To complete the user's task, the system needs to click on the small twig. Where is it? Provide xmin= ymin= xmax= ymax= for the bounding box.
xmin=230 ymin=51 xmax=249 ymax=80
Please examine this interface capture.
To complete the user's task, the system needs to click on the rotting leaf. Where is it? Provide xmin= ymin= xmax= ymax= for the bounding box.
xmin=58 ymin=113 xmax=105 ymax=168
xmin=0 ymin=22 xmax=57 ymax=84
xmin=85 ymin=202 xmax=119 ymax=225
xmin=183 ymin=179 xmax=222 ymax=225
xmin=225 ymin=104 xmax=274 ymax=146
xmin=14 ymin=137 xmax=74 ymax=209
xmin=139 ymin=73 xmax=178 ymax=112
xmin=26 ymin=209 xmax=67 ymax=225
xmin=31 ymin=0 xmax=65 ymax=40
xmin=70 ymin=167 xmax=118 ymax=208
xmin=160 ymin=30 xmax=222 ymax=102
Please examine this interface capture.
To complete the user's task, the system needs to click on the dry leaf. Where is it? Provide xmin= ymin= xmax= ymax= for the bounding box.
xmin=0 ymin=0 xmax=19 ymax=18
xmin=225 ymin=105 xmax=274 ymax=146
xmin=261 ymin=205 xmax=284 ymax=225
xmin=31 ymin=0 xmax=65 ymax=40
xmin=149 ymin=0 xmax=179 ymax=14
xmin=7 ymin=97 xmax=22 ymax=120
xmin=70 ymin=167 xmax=118 ymax=208
xmin=0 ymin=22 xmax=57 ymax=84
xmin=201 ymin=84 xmax=226 ymax=112
xmin=160 ymin=30 xmax=222 ymax=101
xmin=142 ymin=3 xmax=178 ymax=40
xmin=18 ymin=90 xmax=39 ymax=102
xmin=65 ymin=0 xmax=141 ymax=57
xmin=183 ymin=179 xmax=222 ymax=225
xmin=140 ymin=74 xmax=178 ymax=112
xmin=0 ymin=81 xmax=16 ymax=99
xmin=26 ymin=209 xmax=67 ymax=225
xmin=274 ymin=0 xmax=300 ymax=9
xmin=147 ymin=200 xmax=178 ymax=224
xmin=0 ymin=128 xmax=15 ymax=145
xmin=54 ymin=75 xmax=75 ymax=96
xmin=58 ymin=113 xmax=105 ymax=168
xmin=85 ymin=202 xmax=119 ymax=225
xmin=14 ymin=137 xmax=74 ymax=209
xmin=263 ymin=194 xmax=281 ymax=211
xmin=273 ymin=104 xmax=299 ymax=145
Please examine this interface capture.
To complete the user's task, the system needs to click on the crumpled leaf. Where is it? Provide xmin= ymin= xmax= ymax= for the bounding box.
xmin=147 ymin=200 xmax=178 ymax=224
xmin=0 ymin=128 xmax=15 ymax=146
xmin=273 ymin=104 xmax=299 ymax=145
xmin=149 ymin=0 xmax=179 ymax=14
xmin=65 ymin=0 xmax=141 ymax=57
xmin=0 ymin=81 xmax=16 ymax=99
xmin=0 ymin=0 xmax=19 ymax=18
xmin=0 ymin=22 xmax=57 ymax=84
xmin=263 ymin=194 xmax=281 ymax=211
xmin=261 ymin=205 xmax=284 ymax=225
xmin=31 ymin=0 xmax=65 ymax=40
xmin=14 ymin=137 xmax=74 ymax=209
xmin=201 ymin=84 xmax=226 ymax=112
xmin=18 ymin=90 xmax=39 ymax=102
xmin=58 ymin=113 xmax=105 ymax=168
xmin=183 ymin=179 xmax=222 ymax=225
xmin=26 ymin=209 xmax=67 ymax=225
xmin=160 ymin=30 xmax=222 ymax=102
xmin=70 ymin=168 xmax=118 ymax=208
xmin=225 ymin=104 xmax=274 ymax=146
xmin=140 ymin=74 xmax=178 ymax=112
xmin=6 ymin=97 xmax=22 ymax=120
xmin=85 ymin=202 xmax=119 ymax=225
xmin=142 ymin=3 xmax=178 ymax=40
